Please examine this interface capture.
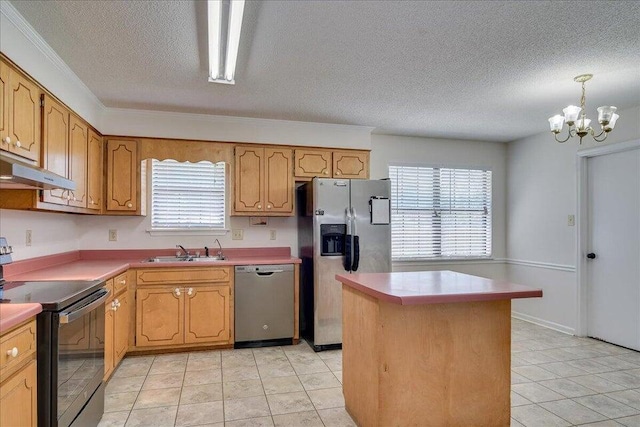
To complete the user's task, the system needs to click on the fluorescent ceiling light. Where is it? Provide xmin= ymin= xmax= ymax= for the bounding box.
xmin=208 ymin=0 xmax=245 ymax=85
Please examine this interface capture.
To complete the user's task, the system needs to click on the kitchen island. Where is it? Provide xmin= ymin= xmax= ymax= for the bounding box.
xmin=335 ymin=270 xmax=542 ymax=427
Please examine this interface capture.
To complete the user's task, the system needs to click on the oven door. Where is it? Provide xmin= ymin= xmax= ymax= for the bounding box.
xmin=56 ymin=288 xmax=108 ymax=427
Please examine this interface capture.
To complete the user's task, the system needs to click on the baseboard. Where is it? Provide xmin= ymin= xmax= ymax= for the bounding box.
xmin=512 ymin=311 xmax=575 ymax=336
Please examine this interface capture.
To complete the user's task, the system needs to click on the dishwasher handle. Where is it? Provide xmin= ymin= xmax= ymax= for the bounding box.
xmin=256 ymin=271 xmax=283 ymax=276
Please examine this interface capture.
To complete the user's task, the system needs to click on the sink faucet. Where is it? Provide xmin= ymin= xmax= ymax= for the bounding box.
xmin=176 ymin=245 xmax=190 ymax=258
xmin=214 ymin=239 xmax=225 ymax=259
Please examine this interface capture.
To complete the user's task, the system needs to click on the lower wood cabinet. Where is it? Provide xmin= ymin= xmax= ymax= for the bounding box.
xmin=104 ymin=273 xmax=131 ymax=381
xmin=136 ymin=284 xmax=231 ymax=347
xmin=0 ymin=319 xmax=37 ymax=427
xmin=0 ymin=360 xmax=37 ymax=427
xmin=134 ymin=267 xmax=233 ymax=349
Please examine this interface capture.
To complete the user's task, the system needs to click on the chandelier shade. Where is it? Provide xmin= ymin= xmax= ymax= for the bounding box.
xmin=548 ymin=74 xmax=619 ymax=144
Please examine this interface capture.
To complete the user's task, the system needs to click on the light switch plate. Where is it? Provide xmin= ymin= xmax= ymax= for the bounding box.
xmin=109 ymin=229 xmax=118 ymax=241
xmin=232 ymin=229 xmax=244 ymax=240
xmin=270 ymin=230 xmax=277 ymax=240
xmin=568 ymin=215 xmax=575 ymax=226
xmin=26 ymin=230 xmax=32 ymax=246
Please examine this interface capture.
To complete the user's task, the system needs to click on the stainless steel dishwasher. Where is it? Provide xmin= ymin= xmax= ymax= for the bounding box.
xmin=234 ymin=264 xmax=295 ymax=347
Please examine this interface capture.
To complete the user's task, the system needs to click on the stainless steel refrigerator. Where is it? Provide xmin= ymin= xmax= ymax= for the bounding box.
xmin=298 ymin=178 xmax=391 ymax=351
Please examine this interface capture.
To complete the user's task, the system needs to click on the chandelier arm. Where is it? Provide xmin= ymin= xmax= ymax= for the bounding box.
xmin=592 ymin=130 xmax=609 ymax=143
xmin=553 ymin=129 xmax=572 ymax=143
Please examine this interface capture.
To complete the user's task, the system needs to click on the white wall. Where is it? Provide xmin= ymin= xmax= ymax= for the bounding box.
xmin=0 ymin=209 xmax=80 ymax=260
xmin=370 ymin=134 xmax=508 ymax=280
xmin=507 ymin=105 xmax=640 ymax=333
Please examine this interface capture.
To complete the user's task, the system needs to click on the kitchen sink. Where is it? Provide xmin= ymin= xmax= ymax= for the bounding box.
xmin=145 ymin=256 xmax=226 ymax=263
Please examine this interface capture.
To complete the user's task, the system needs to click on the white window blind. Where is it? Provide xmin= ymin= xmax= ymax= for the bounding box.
xmin=389 ymin=165 xmax=492 ymax=260
xmin=151 ymin=159 xmax=226 ymax=230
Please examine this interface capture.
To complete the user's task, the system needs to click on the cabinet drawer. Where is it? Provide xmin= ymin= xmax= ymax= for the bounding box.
xmin=113 ymin=271 xmax=128 ymax=294
xmin=136 ymin=267 xmax=231 ymax=285
xmin=0 ymin=320 xmax=36 ymax=382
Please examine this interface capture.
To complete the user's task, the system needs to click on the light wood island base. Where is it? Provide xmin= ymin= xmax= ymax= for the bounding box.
xmin=342 ymin=285 xmax=511 ymax=426
xmin=337 ymin=270 xmax=542 ymax=427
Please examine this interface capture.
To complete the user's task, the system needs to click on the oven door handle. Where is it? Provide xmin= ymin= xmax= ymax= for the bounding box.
xmin=59 ymin=288 xmax=110 ymax=324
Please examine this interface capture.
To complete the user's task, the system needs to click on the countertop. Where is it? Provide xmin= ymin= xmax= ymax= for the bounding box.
xmin=1 ymin=248 xmax=300 ymax=331
xmin=4 ymin=247 xmax=301 ymax=282
xmin=0 ymin=304 xmax=42 ymax=334
xmin=336 ymin=270 xmax=543 ymax=305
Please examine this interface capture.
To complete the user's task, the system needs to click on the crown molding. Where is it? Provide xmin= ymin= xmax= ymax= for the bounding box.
xmin=0 ymin=0 xmax=106 ymax=112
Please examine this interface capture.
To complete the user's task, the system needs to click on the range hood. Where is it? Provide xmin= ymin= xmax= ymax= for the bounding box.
xmin=0 ymin=153 xmax=76 ymax=190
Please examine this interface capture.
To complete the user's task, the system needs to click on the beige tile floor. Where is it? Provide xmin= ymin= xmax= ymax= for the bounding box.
xmin=99 ymin=319 xmax=640 ymax=427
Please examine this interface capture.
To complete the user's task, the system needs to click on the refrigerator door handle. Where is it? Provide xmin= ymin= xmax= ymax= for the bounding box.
xmin=344 ymin=207 xmax=353 ymax=272
xmin=351 ymin=207 xmax=360 ymax=271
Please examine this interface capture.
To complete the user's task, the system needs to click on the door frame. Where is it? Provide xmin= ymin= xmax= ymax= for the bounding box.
xmin=575 ymin=139 xmax=640 ymax=336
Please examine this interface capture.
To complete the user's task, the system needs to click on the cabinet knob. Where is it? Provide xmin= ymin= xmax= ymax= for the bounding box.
xmin=336 ymin=171 xmax=341 ymax=175
xmin=111 ymin=301 xmax=117 ymax=311
xmin=2 ymin=137 xmax=9 ymax=144
xmin=187 ymin=288 xmax=193 ymax=296
xmin=119 ymin=279 xmax=126 ymax=285
xmin=267 ymin=205 xmax=272 ymax=209
xmin=257 ymin=204 xmax=262 ymax=209
xmin=323 ymin=170 xmax=328 ymax=175
xmin=174 ymin=288 xmax=181 ymax=296
xmin=15 ymin=140 xmax=21 ymax=148
xmin=127 ymin=203 xmax=133 ymax=208
xmin=6 ymin=347 xmax=18 ymax=358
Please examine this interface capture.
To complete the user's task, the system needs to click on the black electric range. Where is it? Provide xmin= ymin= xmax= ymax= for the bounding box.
xmin=0 ymin=238 xmax=108 ymax=427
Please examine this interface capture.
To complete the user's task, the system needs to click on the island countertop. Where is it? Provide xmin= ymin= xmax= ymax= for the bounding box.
xmin=336 ymin=270 xmax=542 ymax=305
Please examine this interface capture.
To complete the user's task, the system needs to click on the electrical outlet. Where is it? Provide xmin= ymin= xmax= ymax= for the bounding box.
xmin=109 ymin=229 xmax=118 ymax=241
xmin=568 ymin=215 xmax=575 ymax=226
xmin=270 ymin=229 xmax=277 ymax=240
xmin=232 ymin=229 xmax=244 ymax=240
xmin=26 ymin=230 xmax=32 ymax=246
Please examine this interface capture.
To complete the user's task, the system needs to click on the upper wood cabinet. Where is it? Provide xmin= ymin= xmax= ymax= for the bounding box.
xmin=0 ymin=60 xmax=41 ymax=163
xmin=294 ymin=149 xmax=332 ymax=178
xmin=234 ymin=146 xmax=294 ymax=216
xmin=333 ymin=150 xmax=369 ymax=179
xmin=87 ymin=129 xmax=103 ymax=210
xmin=294 ymin=149 xmax=369 ymax=180
xmin=41 ymin=95 xmax=70 ymax=205
xmin=68 ymin=114 xmax=88 ymax=208
xmin=41 ymin=97 xmax=89 ymax=208
xmin=106 ymin=138 xmax=140 ymax=213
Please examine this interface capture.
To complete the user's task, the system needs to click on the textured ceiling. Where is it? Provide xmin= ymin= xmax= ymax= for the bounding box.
xmin=9 ymin=0 xmax=640 ymax=142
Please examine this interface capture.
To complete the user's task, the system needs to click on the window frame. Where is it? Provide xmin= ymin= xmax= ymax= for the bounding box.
xmin=146 ymin=159 xmax=229 ymax=236
xmin=389 ymin=162 xmax=493 ymax=262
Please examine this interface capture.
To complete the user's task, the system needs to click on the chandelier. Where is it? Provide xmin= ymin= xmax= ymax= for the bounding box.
xmin=548 ymin=74 xmax=619 ymax=144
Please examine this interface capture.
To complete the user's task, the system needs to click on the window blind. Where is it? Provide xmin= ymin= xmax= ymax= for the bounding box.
xmin=389 ymin=165 xmax=492 ymax=260
xmin=151 ymin=159 xmax=226 ymax=230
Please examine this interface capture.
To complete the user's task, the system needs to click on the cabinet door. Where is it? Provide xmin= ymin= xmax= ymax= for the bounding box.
xmin=114 ymin=292 xmax=129 ymax=365
xmin=0 ymin=61 xmax=8 ymax=148
xmin=7 ymin=68 xmax=41 ymax=163
xmin=234 ymin=146 xmax=264 ymax=213
xmin=333 ymin=150 xmax=369 ymax=179
xmin=104 ymin=304 xmax=114 ymax=380
xmin=294 ymin=149 xmax=332 ymax=178
xmin=185 ymin=285 xmax=230 ymax=344
xmin=136 ymin=287 xmax=184 ymax=347
xmin=68 ymin=115 xmax=88 ymax=208
xmin=264 ymin=148 xmax=294 ymax=214
xmin=106 ymin=139 xmax=138 ymax=212
xmin=0 ymin=360 xmax=37 ymax=427
xmin=87 ymin=129 xmax=103 ymax=210
xmin=41 ymin=95 xmax=70 ymax=205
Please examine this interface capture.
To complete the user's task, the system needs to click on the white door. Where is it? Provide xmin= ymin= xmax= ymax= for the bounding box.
xmin=587 ymin=147 xmax=640 ymax=350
